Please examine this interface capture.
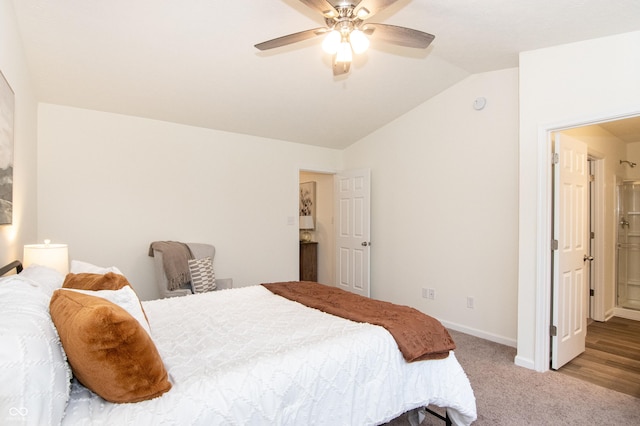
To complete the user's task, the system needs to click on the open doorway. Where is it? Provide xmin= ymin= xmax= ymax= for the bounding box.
xmin=298 ymin=168 xmax=372 ymax=296
xmin=548 ymin=115 xmax=640 ymax=370
xmin=299 ymin=170 xmax=335 ymax=285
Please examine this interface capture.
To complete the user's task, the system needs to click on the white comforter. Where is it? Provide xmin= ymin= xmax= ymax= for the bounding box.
xmin=62 ymin=285 xmax=476 ymax=425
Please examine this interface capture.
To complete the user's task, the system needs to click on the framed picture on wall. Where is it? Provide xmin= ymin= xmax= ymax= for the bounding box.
xmin=0 ymin=69 xmax=14 ymax=225
xmin=299 ymin=181 xmax=316 ymax=221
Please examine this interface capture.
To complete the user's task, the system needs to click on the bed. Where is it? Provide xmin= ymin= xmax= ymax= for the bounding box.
xmin=0 ymin=261 xmax=477 ymax=426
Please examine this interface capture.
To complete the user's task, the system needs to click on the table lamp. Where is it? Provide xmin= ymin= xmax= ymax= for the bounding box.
xmin=23 ymin=239 xmax=69 ymax=275
xmin=299 ymin=216 xmax=314 ymax=242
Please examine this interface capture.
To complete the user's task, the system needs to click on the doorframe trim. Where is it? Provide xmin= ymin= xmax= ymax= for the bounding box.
xmin=588 ymin=154 xmax=606 ymax=322
xmin=534 ymin=126 xmax=554 ymax=372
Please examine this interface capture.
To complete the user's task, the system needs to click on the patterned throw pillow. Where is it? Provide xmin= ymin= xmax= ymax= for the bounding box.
xmin=188 ymin=257 xmax=216 ymax=293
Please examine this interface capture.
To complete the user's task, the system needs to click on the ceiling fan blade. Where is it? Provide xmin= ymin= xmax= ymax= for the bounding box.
xmin=353 ymin=0 xmax=398 ymax=20
xmin=333 ymin=58 xmax=351 ymax=76
xmin=363 ymin=23 xmax=434 ymax=48
xmin=255 ymin=28 xmax=328 ymax=51
xmin=299 ymin=0 xmax=339 ymax=18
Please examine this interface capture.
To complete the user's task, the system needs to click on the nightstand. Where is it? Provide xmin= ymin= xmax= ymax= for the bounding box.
xmin=299 ymin=241 xmax=318 ymax=281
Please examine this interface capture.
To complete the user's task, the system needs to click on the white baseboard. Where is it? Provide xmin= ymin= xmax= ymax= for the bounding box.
xmin=604 ymin=308 xmax=616 ymax=321
xmin=514 ymin=355 xmax=536 ymax=370
xmin=440 ymin=320 xmax=517 ymax=348
xmin=613 ymin=307 xmax=640 ymax=321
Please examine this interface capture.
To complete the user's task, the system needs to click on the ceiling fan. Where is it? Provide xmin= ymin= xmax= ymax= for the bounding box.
xmin=254 ymin=0 xmax=435 ymax=75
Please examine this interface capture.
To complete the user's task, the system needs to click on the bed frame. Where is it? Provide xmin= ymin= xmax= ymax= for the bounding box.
xmin=0 ymin=260 xmax=456 ymax=426
xmin=0 ymin=260 xmax=23 ymax=276
xmin=425 ymin=406 xmax=453 ymax=426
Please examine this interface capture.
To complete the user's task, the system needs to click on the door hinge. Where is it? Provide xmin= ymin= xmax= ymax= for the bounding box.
xmin=551 ymin=239 xmax=559 ymax=250
xmin=550 ymin=325 xmax=557 ymax=337
xmin=590 ymin=231 xmax=595 ymax=239
xmin=590 ymin=289 xmax=595 ymax=296
xmin=589 ymin=174 xmax=595 ymax=182
xmin=552 ymin=153 xmax=559 ymax=165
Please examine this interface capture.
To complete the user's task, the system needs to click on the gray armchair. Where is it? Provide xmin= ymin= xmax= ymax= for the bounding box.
xmin=152 ymin=243 xmax=233 ymax=298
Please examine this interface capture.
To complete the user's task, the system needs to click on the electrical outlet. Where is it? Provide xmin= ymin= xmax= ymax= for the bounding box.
xmin=422 ymin=288 xmax=435 ymax=300
xmin=467 ymin=296 xmax=474 ymax=309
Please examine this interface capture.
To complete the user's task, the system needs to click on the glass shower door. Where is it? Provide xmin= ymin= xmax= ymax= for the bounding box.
xmin=617 ymin=181 xmax=640 ymax=311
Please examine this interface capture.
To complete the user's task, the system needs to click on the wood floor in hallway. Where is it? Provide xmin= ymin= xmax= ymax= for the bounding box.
xmin=557 ymin=316 xmax=640 ymax=398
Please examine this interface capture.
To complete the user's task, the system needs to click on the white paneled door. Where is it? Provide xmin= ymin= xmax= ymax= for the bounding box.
xmin=551 ymin=133 xmax=589 ymax=370
xmin=334 ymin=169 xmax=371 ymax=297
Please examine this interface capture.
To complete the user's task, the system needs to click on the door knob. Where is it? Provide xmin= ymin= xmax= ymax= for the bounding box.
xmin=583 ymin=255 xmax=594 ymax=262
xmin=361 ymin=242 xmax=370 ymax=247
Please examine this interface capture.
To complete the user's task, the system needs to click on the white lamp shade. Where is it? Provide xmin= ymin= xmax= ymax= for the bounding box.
xmin=349 ymin=29 xmax=370 ymax=54
xmin=336 ymin=41 xmax=353 ymax=63
xmin=23 ymin=241 xmax=69 ymax=275
xmin=322 ymin=30 xmax=341 ymax=54
xmin=299 ymin=216 xmax=315 ymax=230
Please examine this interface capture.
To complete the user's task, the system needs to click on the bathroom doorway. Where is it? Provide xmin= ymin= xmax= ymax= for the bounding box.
xmin=549 ymin=115 xmax=640 ymax=370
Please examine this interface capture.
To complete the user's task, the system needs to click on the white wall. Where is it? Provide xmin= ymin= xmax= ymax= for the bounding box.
xmin=518 ymin=31 xmax=640 ymax=370
xmin=0 ymin=0 xmax=38 ymax=266
xmin=37 ymin=104 xmax=341 ymax=300
xmin=343 ymin=68 xmax=520 ymax=345
xmin=625 ymin=142 xmax=640 ymax=180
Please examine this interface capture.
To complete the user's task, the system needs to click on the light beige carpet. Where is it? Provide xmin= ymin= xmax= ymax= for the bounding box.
xmin=385 ymin=329 xmax=640 ymax=425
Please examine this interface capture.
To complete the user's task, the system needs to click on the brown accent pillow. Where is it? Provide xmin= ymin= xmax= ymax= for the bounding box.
xmin=49 ymin=289 xmax=171 ymax=403
xmin=63 ymin=272 xmax=131 ymax=291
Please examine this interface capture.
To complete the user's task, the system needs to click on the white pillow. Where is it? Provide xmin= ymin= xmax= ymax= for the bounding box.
xmin=16 ymin=264 xmax=65 ymax=297
xmin=61 ymin=286 xmax=151 ymax=335
xmin=0 ymin=277 xmax=71 ymax=426
xmin=70 ymin=260 xmax=123 ymax=275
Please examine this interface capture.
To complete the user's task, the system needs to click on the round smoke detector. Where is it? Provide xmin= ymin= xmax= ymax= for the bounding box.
xmin=473 ymin=97 xmax=487 ymax=110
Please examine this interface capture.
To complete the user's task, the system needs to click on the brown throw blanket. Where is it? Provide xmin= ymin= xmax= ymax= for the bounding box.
xmin=262 ymin=281 xmax=455 ymax=362
xmin=148 ymin=241 xmax=193 ymax=291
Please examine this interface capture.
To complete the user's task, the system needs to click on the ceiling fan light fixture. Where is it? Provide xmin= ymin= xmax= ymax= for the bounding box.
xmin=323 ymin=9 xmax=338 ymax=19
xmin=336 ymin=41 xmax=353 ymax=63
xmin=254 ymin=0 xmax=436 ymax=75
xmin=322 ymin=30 xmax=341 ymax=54
xmin=356 ymin=7 xmax=370 ymax=19
xmin=349 ymin=29 xmax=369 ymax=54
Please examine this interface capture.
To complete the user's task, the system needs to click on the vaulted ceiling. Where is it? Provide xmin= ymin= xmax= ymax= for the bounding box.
xmin=11 ymin=0 xmax=640 ymax=148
